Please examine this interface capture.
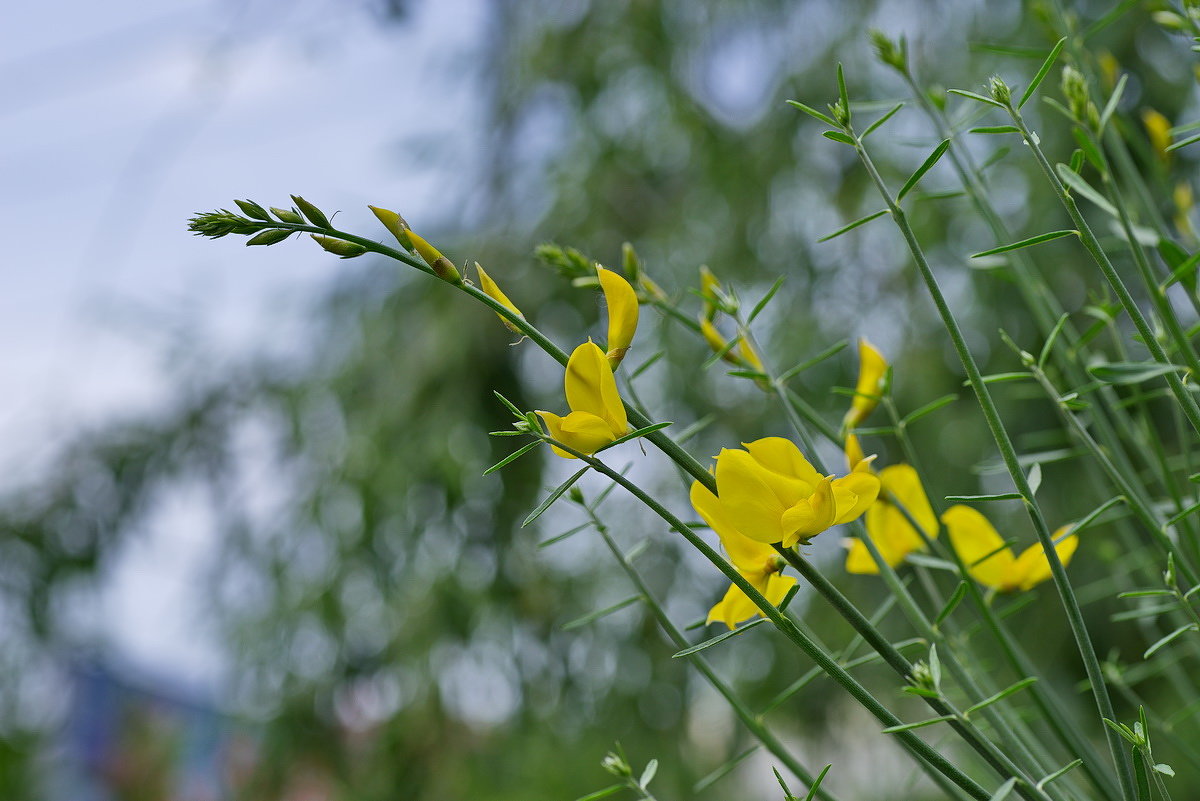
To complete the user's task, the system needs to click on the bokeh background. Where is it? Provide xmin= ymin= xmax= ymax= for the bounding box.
xmin=3 ymin=0 xmax=1197 ymax=799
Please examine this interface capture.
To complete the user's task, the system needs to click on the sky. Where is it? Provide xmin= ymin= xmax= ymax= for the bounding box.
xmin=2 ymin=0 xmax=487 ymax=696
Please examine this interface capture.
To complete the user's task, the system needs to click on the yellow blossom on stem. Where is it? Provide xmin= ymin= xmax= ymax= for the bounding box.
xmin=943 ymin=505 xmax=1079 ymax=592
xmin=700 ymin=437 xmax=879 ymax=549
xmin=691 ymin=481 xmax=797 ymax=629
xmin=597 ymin=266 xmax=639 ymax=368
xmin=843 ymin=442 xmax=938 ymax=574
xmin=536 ymin=341 xmax=629 ymax=459
xmin=475 ymin=263 xmax=525 ymax=333
xmin=843 ymin=338 xmax=888 ymax=429
xmin=1143 ymin=108 xmax=1173 ymax=163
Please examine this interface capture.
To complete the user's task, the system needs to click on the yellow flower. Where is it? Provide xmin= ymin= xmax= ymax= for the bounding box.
xmin=536 ymin=341 xmax=629 ymax=458
xmin=844 ymin=338 xmax=888 ymax=429
xmin=597 ymin=266 xmax=639 ymax=368
xmin=699 ymin=265 xmax=722 ymax=321
xmin=703 ymin=437 xmax=879 ymax=549
xmin=942 ymin=505 xmax=1079 ymax=592
xmin=842 ymin=434 xmax=935 ymax=574
xmin=691 ymin=481 xmax=797 ymax=629
xmin=475 ymin=263 xmax=525 ymax=333
xmin=1143 ymin=108 xmax=1172 ymax=163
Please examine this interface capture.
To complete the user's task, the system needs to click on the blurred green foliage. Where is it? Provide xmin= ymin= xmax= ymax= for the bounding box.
xmin=4 ymin=1 xmax=1200 ymax=799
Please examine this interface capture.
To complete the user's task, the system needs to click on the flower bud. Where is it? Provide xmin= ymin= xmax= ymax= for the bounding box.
xmin=475 ymin=263 xmax=525 ymax=333
xmin=246 ymin=228 xmax=292 ymax=246
xmin=235 ymin=199 xmax=271 ymax=221
xmin=988 ymin=75 xmax=1011 ymax=105
xmin=870 ymin=30 xmax=907 ymax=72
xmin=368 ymin=205 xmax=414 ymax=249
xmin=1143 ymin=109 xmax=1173 ymax=162
xmin=407 ymin=230 xmax=463 ymax=283
xmin=291 ymin=195 xmax=331 ymax=228
xmin=270 ymin=207 xmax=305 ymax=224
xmin=699 ymin=266 xmax=721 ymax=321
xmin=621 ymin=242 xmax=641 ymax=283
xmin=598 ymin=265 xmax=639 ymax=368
xmin=310 ymin=235 xmax=366 ymax=258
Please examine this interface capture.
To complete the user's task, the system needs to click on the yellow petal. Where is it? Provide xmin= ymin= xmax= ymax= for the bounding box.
xmin=713 ymin=448 xmax=789 ymax=544
xmin=832 ymin=470 xmax=881 ymax=525
xmin=476 ymin=263 xmax=525 ymax=331
xmin=598 ymin=266 xmax=639 ymax=366
xmin=1143 ymin=108 xmax=1172 ymax=162
xmin=763 ymin=572 xmax=797 ymax=607
xmin=879 ymin=465 xmax=938 ymax=542
xmin=780 ymin=478 xmax=836 ymax=546
xmin=844 ymin=537 xmax=881 ymax=575
xmin=738 ymin=335 xmax=764 ymax=372
xmin=564 ymin=341 xmax=628 ymax=437
xmin=1011 ymin=526 xmax=1079 ymax=591
xmin=535 ymin=410 xmax=614 ymax=458
xmin=844 ymin=338 xmax=888 ymax=428
xmin=690 ymin=481 xmax=774 ymax=572
xmin=942 ymin=505 xmax=1015 ymax=590
xmin=707 ymin=582 xmax=761 ymax=629
xmin=743 ymin=437 xmax=823 ymax=491
xmin=845 ymin=433 xmax=866 ymax=472
xmin=700 ymin=318 xmax=732 ymax=358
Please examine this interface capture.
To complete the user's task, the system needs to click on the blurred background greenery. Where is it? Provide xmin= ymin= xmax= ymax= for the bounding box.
xmin=3 ymin=0 xmax=1198 ymax=798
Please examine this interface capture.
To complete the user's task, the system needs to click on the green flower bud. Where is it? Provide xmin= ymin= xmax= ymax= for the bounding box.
xmin=246 ymin=229 xmax=292 ymax=246
xmin=621 ymin=241 xmax=641 ymax=283
xmin=291 ymin=195 xmax=331 ymax=228
xmin=235 ymin=199 xmax=271 ymax=221
xmin=870 ymin=30 xmax=907 ymax=72
xmin=988 ymin=75 xmax=1011 ymax=105
xmin=310 ymin=235 xmax=366 ymax=258
xmin=187 ymin=210 xmax=267 ymax=238
xmin=270 ymin=207 xmax=305 ymax=224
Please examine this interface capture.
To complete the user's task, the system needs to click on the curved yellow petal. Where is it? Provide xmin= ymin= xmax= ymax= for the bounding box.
xmin=780 ymin=478 xmax=836 ymax=547
xmin=690 ymin=481 xmax=773 ymax=572
xmin=743 ymin=437 xmax=823 ymax=491
xmin=845 ymin=433 xmax=866 ymax=473
xmin=564 ymin=341 xmax=628 ymax=437
xmin=706 ymin=582 xmax=761 ymax=629
xmin=476 ymin=263 xmax=525 ymax=331
xmin=700 ymin=318 xmax=731 ymax=358
xmin=844 ymin=537 xmax=882 ymax=575
xmin=536 ymin=410 xmax=615 ymax=457
xmin=879 ymin=464 xmax=938 ymax=541
xmin=738 ymin=335 xmax=764 ymax=372
xmin=844 ymin=338 xmax=888 ymax=428
xmin=832 ymin=470 xmax=881 ymax=525
xmin=598 ymin=266 xmax=639 ymax=366
xmin=714 ymin=449 xmax=789 ymax=544
xmin=1011 ymin=526 xmax=1079 ymax=591
xmin=763 ymin=572 xmax=797 ymax=607
xmin=942 ymin=505 xmax=1015 ymax=590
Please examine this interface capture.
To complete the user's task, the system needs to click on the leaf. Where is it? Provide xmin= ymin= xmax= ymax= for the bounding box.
xmin=988 ymin=778 xmax=1018 ymax=801
xmin=935 ymin=581 xmax=969 ymax=627
xmin=823 ymin=130 xmax=856 ymax=145
xmin=836 ymin=62 xmax=850 ymax=119
xmin=749 ymin=276 xmax=786 ymax=321
xmin=948 ymin=88 xmax=1006 ymax=108
xmin=1087 ymin=362 xmax=1186 ymax=385
xmin=562 ymin=595 xmax=642 ymax=631
xmin=692 ymin=747 xmax=757 ymax=792
xmin=901 ymin=394 xmax=958 ymax=425
xmin=898 ymin=139 xmax=950 ymax=200
xmin=817 ymin=209 xmax=890 ymax=242
xmin=673 ymin=618 xmax=769 ymax=657
xmin=602 ymin=422 xmax=673 ymax=449
xmin=968 ymin=125 xmax=1021 ymax=134
xmin=573 ymin=785 xmax=624 ymax=801
xmin=1166 ymin=131 xmax=1200 ymax=152
xmin=522 ymin=466 xmax=590 ymax=527
xmin=538 ymin=522 xmax=591 ymax=548
xmin=1036 ymin=759 xmax=1083 ymax=791
xmin=1055 ymin=163 xmax=1117 ymax=216
xmin=483 ymin=440 xmax=541 ymax=475
xmin=1099 ymin=74 xmax=1128 ymax=132
xmin=803 ymin=764 xmax=833 ymax=801
xmin=971 ymin=229 xmax=1078 ymax=258
xmin=944 ymin=493 xmax=1024 ymax=502
xmin=1117 ymin=590 xmax=1175 ymax=599
xmin=1072 ymin=128 xmax=1107 ymax=174
xmin=786 ymin=100 xmax=837 ymax=127
xmin=1037 ymin=313 xmax=1070 ymax=368
xmin=493 ymin=390 xmax=525 ymax=418
xmin=630 ymin=350 xmax=664 ymax=379
xmin=881 ymin=715 xmax=956 ymax=733
xmin=1017 ymin=37 xmax=1066 ymax=109
xmin=1027 ymin=463 xmax=1042 ymax=497
xmin=964 ymin=677 xmax=1039 ymax=717
xmin=639 ymin=759 xmax=658 ymax=788
xmin=675 ymin=414 xmax=715 ymax=444
xmin=778 ymin=340 xmax=849 ymax=381
xmin=862 ymin=102 xmax=904 ymax=139
xmin=1144 ymin=624 xmax=1198 ymax=659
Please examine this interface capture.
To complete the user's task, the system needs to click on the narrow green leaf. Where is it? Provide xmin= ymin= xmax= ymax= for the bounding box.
xmin=964 ymin=677 xmax=1038 ymax=717
xmin=692 ymin=747 xmax=758 ymax=792
xmin=1087 ymin=362 xmax=1186 ymax=385
xmin=818 ymin=209 xmax=890 ymax=242
xmin=881 ymin=715 xmax=956 ymax=734
xmin=969 ymin=125 xmax=1021 ymax=134
xmin=562 ymin=595 xmax=642 ymax=631
xmin=1055 ymin=163 xmax=1117 ymax=216
xmin=1133 ymin=748 xmax=1151 ymax=800
xmin=1072 ymin=128 xmax=1107 ymax=174
xmin=1103 ymin=717 xmax=1141 ymax=746
xmin=897 ymin=139 xmax=950 ymax=200
xmin=639 ymin=759 xmax=658 ymax=789
xmin=483 ymin=440 xmax=541 ymax=475
xmin=779 ymin=583 xmax=801 ymax=610
xmin=836 ymin=62 xmax=850 ymax=119
xmin=963 ymin=371 xmax=1033 ymax=386
xmin=1099 ymin=74 xmax=1128 ymax=132
xmin=1111 ymin=604 xmax=1176 ymax=623
xmin=779 ymin=340 xmax=849 ymax=381
xmin=944 ymin=493 xmax=1024 ymax=502
xmin=803 ymin=764 xmax=833 ymax=801
xmin=1117 ymin=590 xmax=1176 ymax=599
xmin=1144 ymin=623 xmax=1198 ymax=658
xmin=1166 ymin=131 xmax=1200 ymax=152
xmin=630 ymin=350 xmax=664 ymax=379
xmin=728 ymin=369 xmax=768 ymax=380
xmin=786 ymin=100 xmax=838 ymax=127
xmin=1036 ymin=759 xmax=1083 ymax=790
xmin=675 ymin=414 xmax=715 ymax=444
xmin=573 ymin=785 xmax=624 ymax=801
xmin=1165 ymin=501 xmax=1200 ymax=528
xmin=673 ymin=618 xmax=769 ymax=657
xmin=749 ymin=276 xmax=786 ymax=322
xmin=948 ymin=88 xmax=1006 ymax=108
xmin=701 ymin=334 xmax=741 ymax=369
xmin=493 ymin=390 xmax=524 ymax=418
xmin=1160 ymin=248 xmax=1200 ymax=291
xmin=901 ymin=393 xmax=958 ymax=425
xmin=862 ymin=102 xmax=905 ymax=139
xmin=823 ymin=130 xmax=856 ymax=145
xmin=522 ymin=466 xmax=590 ymax=527
xmin=1038 ymin=313 xmax=1070 ymax=368
xmin=1170 ymin=119 xmax=1200 ymax=136
xmin=1017 ymin=37 xmax=1066 ymax=108
xmin=602 ymin=422 xmax=673 ymax=449
xmin=935 ymin=581 xmax=969 ymax=627
xmin=539 ymin=522 xmax=591 ymax=548
xmin=988 ymin=778 xmax=1018 ymax=801
xmin=971 ymin=229 xmax=1078 ymax=258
